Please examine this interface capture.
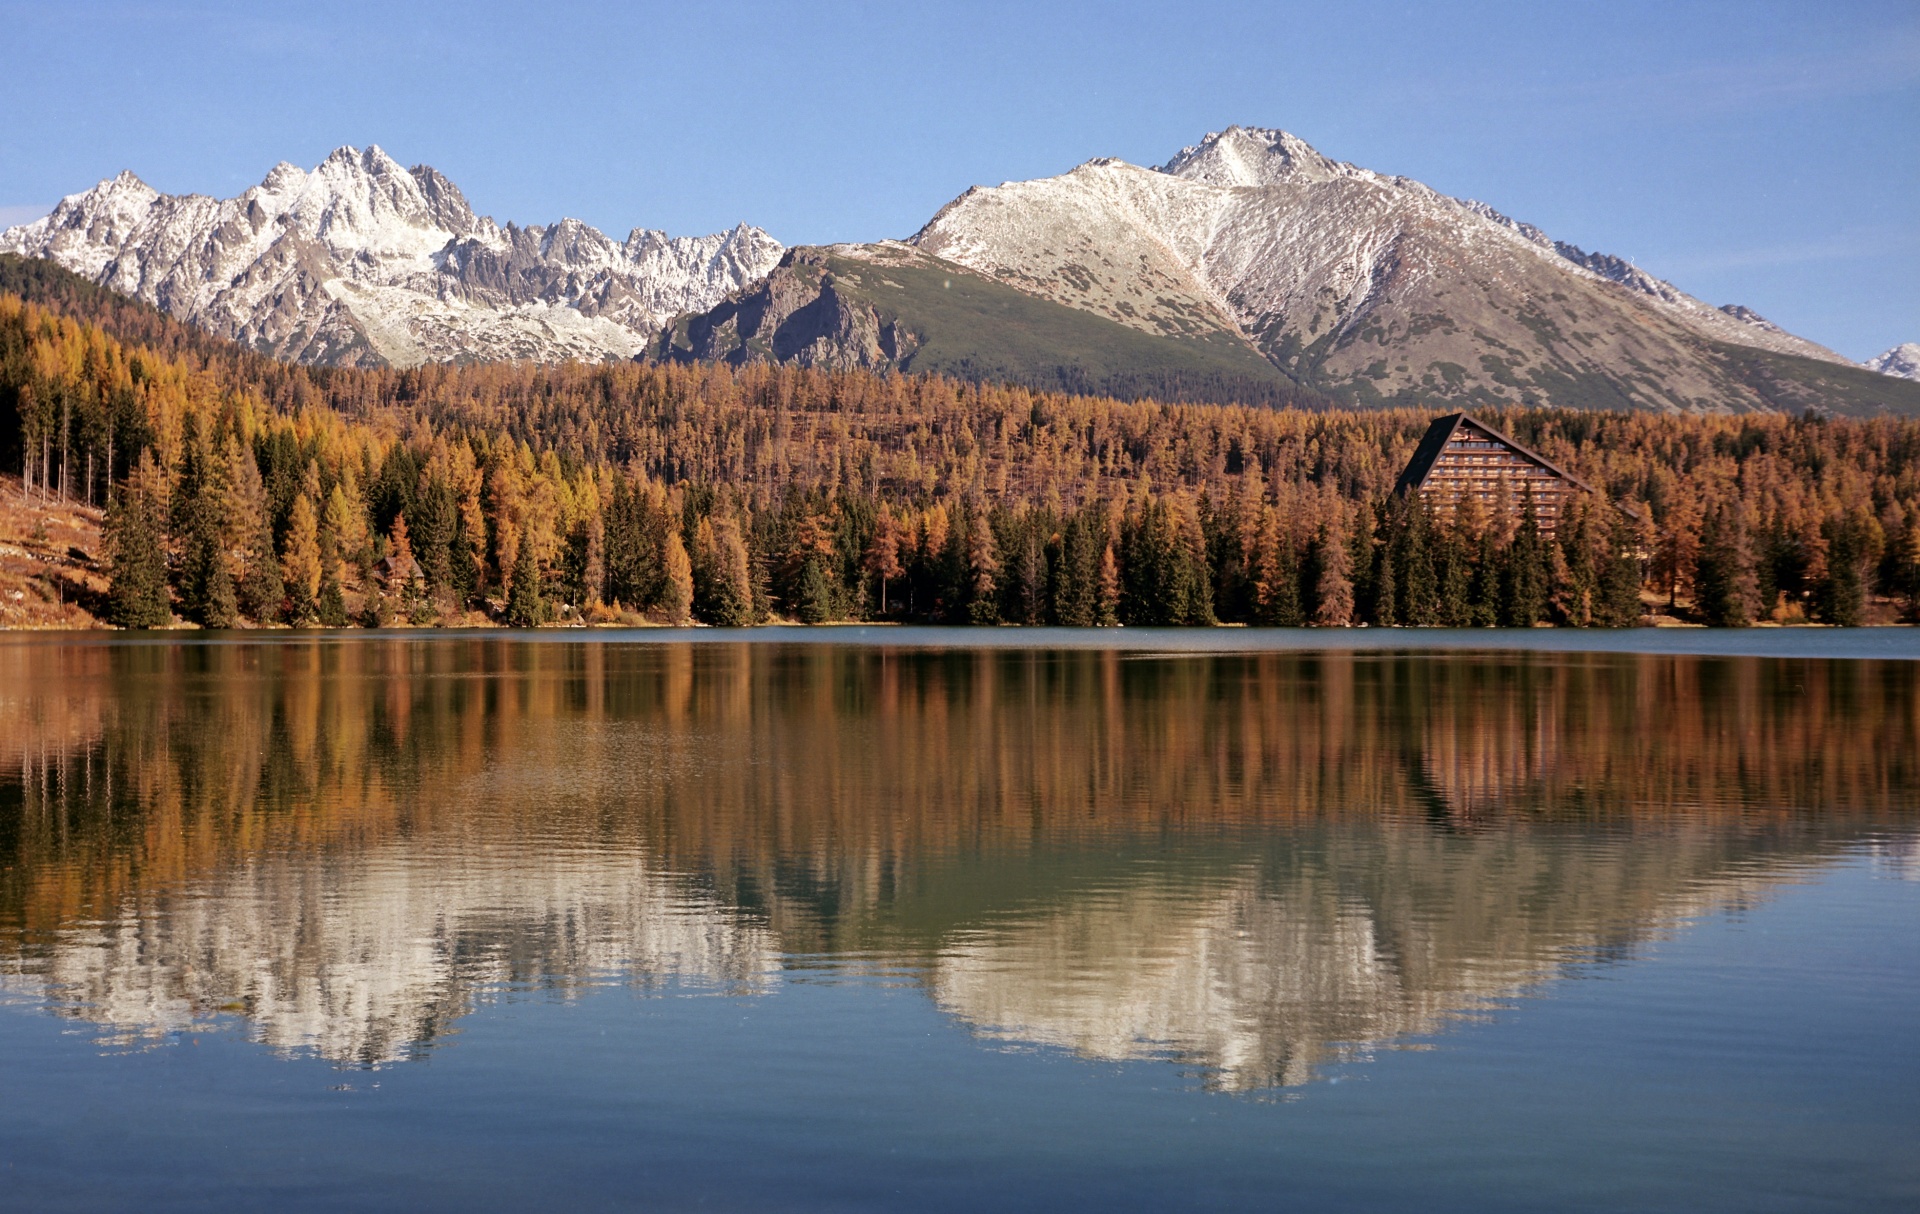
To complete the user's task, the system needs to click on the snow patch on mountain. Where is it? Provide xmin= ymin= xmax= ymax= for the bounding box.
xmin=1869 ymin=343 xmax=1920 ymax=381
xmin=0 ymin=146 xmax=784 ymax=367
xmin=901 ymin=125 xmax=1856 ymax=409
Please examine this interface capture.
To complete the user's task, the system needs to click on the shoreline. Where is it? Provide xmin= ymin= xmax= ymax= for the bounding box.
xmin=5 ymin=625 xmax=1919 ymax=661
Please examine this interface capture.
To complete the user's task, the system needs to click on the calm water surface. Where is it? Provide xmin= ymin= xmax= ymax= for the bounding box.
xmin=1 ymin=631 xmax=1916 ymax=1211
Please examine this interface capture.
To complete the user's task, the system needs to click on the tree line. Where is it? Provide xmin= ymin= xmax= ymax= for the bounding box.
xmin=5 ymin=287 xmax=1920 ymax=630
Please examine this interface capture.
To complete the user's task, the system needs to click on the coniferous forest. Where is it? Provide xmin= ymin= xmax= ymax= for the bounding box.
xmin=5 ymin=262 xmax=1920 ymax=630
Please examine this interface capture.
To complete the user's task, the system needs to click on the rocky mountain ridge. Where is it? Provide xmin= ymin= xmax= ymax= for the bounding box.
xmin=1869 ymin=343 xmax=1920 ymax=381
xmin=0 ymin=146 xmax=783 ymax=367
xmin=668 ymin=127 xmax=1911 ymax=412
xmin=4 ymin=131 xmax=1910 ymax=415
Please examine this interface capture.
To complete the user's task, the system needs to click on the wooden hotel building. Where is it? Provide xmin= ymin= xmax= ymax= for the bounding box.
xmin=1394 ymin=413 xmax=1618 ymax=535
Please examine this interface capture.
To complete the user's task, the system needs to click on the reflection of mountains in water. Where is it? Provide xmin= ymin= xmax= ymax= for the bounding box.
xmin=1 ymin=639 xmax=1913 ymax=1084
xmin=9 ymin=845 xmax=777 ymax=1065
xmin=931 ymin=833 xmax=1796 ymax=1091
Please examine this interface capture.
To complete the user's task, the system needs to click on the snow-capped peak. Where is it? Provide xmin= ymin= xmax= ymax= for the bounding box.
xmin=1160 ymin=126 xmax=1352 ymax=188
xmin=1869 ymin=343 xmax=1920 ymax=381
xmin=1 ymin=147 xmax=785 ymax=368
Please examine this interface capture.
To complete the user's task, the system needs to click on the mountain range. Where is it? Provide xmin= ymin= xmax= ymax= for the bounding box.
xmin=0 ymin=145 xmax=782 ymax=366
xmin=5 ymin=129 xmax=1915 ymax=414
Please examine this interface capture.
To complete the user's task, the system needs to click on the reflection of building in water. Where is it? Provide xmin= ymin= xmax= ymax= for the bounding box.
xmin=0 ymin=637 xmax=1912 ymax=1084
xmin=5 ymin=844 xmax=776 ymax=1065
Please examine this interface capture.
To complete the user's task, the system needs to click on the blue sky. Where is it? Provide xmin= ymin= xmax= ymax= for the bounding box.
xmin=2 ymin=0 xmax=1914 ymax=360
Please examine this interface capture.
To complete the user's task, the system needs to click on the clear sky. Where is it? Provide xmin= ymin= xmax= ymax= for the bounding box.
xmin=1 ymin=0 xmax=1914 ymax=360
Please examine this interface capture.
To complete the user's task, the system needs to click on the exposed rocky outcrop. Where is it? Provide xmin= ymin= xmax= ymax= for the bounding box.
xmin=0 ymin=146 xmax=783 ymax=367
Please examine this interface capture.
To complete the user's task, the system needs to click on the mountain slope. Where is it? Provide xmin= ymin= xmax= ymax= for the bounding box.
xmin=652 ymin=243 xmax=1320 ymax=407
xmin=0 ymin=146 xmax=783 ymax=368
xmin=898 ymin=126 xmax=1863 ymax=412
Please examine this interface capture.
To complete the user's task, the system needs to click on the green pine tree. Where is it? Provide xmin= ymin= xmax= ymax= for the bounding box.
xmin=1502 ymin=515 xmax=1549 ymax=627
xmin=505 ymin=539 xmax=549 ymax=627
xmin=1694 ymin=503 xmax=1760 ymax=627
xmin=105 ymin=452 xmax=171 ymax=629
xmin=797 ymin=556 xmax=834 ymax=624
xmin=183 ymin=532 xmax=237 ymax=628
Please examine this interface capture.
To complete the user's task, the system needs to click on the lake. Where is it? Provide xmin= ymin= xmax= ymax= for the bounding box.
xmin=2 ymin=630 xmax=1917 ymax=1211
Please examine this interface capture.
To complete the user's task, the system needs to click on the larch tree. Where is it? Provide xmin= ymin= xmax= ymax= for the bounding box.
xmin=281 ymin=493 xmax=323 ymax=621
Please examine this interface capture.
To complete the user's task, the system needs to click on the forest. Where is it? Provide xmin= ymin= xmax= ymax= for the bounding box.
xmin=5 ymin=267 xmax=1920 ymax=630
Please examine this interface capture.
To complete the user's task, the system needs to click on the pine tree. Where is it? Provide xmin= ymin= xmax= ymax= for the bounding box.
xmin=1694 ymin=502 xmax=1760 ymax=627
xmin=1252 ymin=507 xmax=1303 ymax=627
xmin=700 ymin=516 xmax=754 ymax=626
xmin=863 ymin=508 xmax=905 ymax=618
xmin=326 ymin=482 xmax=370 ymax=582
xmin=317 ymin=563 xmax=349 ymax=627
xmin=797 ymin=555 xmax=833 ymax=624
xmin=1502 ymin=514 xmax=1549 ymax=627
xmin=183 ymin=531 xmax=237 ymax=628
xmin=1814 ymin=510 xmax=1877 ymax=627
xmin=1053 ymin=510 xmax=1100 ymax=627
xmin=1468 ymin=531 xmax=1502 ymax=627
xmin=1594 ymin=507 xmax=1645 ymax=627
xmin=1436 ymin=526 xmax=1473 ymax=627
xmin=1399 ymin=498 xmax=1440 ymax=626
xmin=224 ymin=435 xmax=281 ymax=623
xmin=505 ymin=538 xmax=548 ymax=627
xmin=1893 ymin=520 xmax=1920 ymax=620
xmin=604 ymin=475 xmax=664 ymax=611
xmin=105 ymin=449 xmax=171 ymax=629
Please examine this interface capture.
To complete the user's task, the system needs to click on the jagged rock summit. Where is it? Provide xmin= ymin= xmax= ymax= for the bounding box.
xmin=664 ymin=125 xmax=1910 ymax=413
xmin=1869 ymin=343 xmax=1920 ymax=381
xmin=0 ymin=146 xmax=784 ymax=367
xmin=8 ymin=128 xmax=1910 ymax=415
xmin=909 ymin=126 xmax=1861 ymax=407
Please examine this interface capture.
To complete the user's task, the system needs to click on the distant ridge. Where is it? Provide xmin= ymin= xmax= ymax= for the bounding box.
xmin=0 ymin=147 xmax=782 ymax=367
xmin=665 ymin=127 xmax=1916 ymax=415
xmin=5 ymin=129 xmax=1917 ymax=416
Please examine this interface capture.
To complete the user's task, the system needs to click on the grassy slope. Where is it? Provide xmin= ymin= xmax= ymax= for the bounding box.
xmin=1711 ymin=341 xmax=1920 ymax=418
xmin=816 ymin=252 xmax=1324 ymax=408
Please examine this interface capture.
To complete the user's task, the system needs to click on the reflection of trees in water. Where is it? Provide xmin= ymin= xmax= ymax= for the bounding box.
xmin=0 ymin=639 xmax=1912 ymax=1080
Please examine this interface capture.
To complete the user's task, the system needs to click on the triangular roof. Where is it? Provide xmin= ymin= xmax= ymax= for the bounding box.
xmin=1394 ymin=412 xmax=1597 ymax=497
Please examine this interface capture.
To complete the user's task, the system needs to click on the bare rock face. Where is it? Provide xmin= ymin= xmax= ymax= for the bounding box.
xmin=655 ymin=247 xmax=927 ymax=373
xmin=0 ymin=146 xmax=784 ymax=367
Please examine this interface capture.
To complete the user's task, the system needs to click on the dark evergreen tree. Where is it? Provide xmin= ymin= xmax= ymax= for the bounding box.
xmin=505 ymin=539 xmax=549 ymax=627
xmin=105 ymin=453 xmax=171 ymax=629
xmin=1693 ymin=503 xmax=1760 ymax=627
xmin=1053 ymin=510 xmax=1101 ymax=627
xmin=797 ymin=555 xmax=834 ymax=624
xmin=1593 ymin=509 xmax=1645 ymax=627
xmin=1815 ymin=512 xmax=1872 ymax=626
xmin=1502 ymin=514 xmax=1549 ymax=627
xmin=183 ymin=532 xmax=237 ymax=628
xmin=1436 ymin=527 xmax=1473 ymax=627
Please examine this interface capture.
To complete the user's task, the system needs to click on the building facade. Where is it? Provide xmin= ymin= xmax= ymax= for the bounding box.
xmin=1394 ymin=413 xmax=1608 ymax=536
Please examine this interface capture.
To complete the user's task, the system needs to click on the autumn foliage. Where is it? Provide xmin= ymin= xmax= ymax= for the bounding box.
xmin=6 ymin=289 xmax=1920 ymax=628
